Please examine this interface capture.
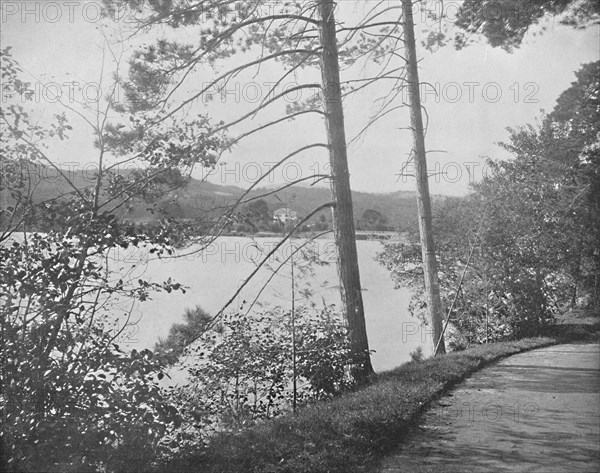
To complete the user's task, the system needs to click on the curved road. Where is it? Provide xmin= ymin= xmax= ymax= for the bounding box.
xmin=379 ymin=343 xmax=600 ymax=473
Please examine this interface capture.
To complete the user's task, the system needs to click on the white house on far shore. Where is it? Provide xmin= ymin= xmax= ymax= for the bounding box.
xmin=273 ymin=207 xmax=298 ymax=224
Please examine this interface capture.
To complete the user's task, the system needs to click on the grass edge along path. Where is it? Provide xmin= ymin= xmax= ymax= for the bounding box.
xmin=162 ymin=337 xmax=580 ymax=473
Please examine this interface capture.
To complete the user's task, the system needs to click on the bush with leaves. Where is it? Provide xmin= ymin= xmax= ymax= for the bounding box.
xmin=0 ymin=229 xmax=190 ymax=472
xmin=378 ymin=62 xmax=599 ymax=347
xmin=165 ymin=305 xmax=359 ymax=446
xmin=1 ymin=47 xmax=228 ymax=471
xmin=155 ymin=305 xmax=213 ymax=365
xmin=377 ymin=193 xmax=556 ymax=348
xmin=1 ymin=318 xmax=180 ymax=472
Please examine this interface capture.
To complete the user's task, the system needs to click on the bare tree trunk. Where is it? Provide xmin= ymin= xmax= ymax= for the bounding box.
xmin=401 ymin=0 xmax=446 ymax=355
xmin=318 ymin=0 xmax=374 ymax=379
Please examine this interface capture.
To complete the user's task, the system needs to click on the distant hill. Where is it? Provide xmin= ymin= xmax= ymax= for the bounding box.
xmin=126 ymin=178 xmax=421 ymax=230
xmin=248 ymin=184 xmax=419 ymax=229
xmin=1 ymin=164 xmax=431 ymax=230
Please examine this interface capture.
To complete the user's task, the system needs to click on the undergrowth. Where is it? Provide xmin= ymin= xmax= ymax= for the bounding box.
xmin=161 ymin=337 xmax=567 ymax=473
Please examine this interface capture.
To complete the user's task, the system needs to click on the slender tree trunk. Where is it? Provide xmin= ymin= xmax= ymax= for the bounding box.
xmin=318 ymin=0 xmax=374 ymax=379
xmin=401 ymin=0 xmax=446 ymax=355
xmin=290 ymin=242 xmax=297 ymax=413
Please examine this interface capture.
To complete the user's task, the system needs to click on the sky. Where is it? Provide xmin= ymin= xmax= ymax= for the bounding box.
xmin=1 ymin=1 xmax=599 ymax=196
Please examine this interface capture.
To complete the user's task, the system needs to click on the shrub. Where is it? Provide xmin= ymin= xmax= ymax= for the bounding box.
xmin=1 ymin=315 xmax=180 ymax=472
xmin=164 ymin=305 xmax=360 ymax=448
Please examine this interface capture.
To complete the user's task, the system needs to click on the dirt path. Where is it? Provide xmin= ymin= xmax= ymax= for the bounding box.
xmin=379 ymin=343 xmax=600 ymax=473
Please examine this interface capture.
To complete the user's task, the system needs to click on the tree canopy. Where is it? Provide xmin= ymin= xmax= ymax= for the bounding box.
xmin=425 ymin=0 xmax=600 ymax=51
xmin=380 ymin=60 xmax=599 ymax=347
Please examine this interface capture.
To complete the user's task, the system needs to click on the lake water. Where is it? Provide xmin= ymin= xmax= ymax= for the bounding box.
xmin=109 ymin=236 xmax=431 ymax=373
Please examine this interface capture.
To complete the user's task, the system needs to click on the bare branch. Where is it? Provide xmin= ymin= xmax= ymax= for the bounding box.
xmin=153 ymin=48 xmax=319 ymax=123
xmin=242 ymin=230 xmax=333 ymax=317
xmin=184 ymin=201 xmax=335 ymax=346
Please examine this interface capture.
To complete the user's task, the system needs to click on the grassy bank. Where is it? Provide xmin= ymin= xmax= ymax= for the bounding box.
xmin=162 ymin=336 xmax=587 ymax=473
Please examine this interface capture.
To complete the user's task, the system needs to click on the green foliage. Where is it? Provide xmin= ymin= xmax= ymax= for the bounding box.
xmin=164 ymin=337 xmax=557 ymax=473
xmin=550 ymin=61 xmax=600 ymax=142
xmin=357 ymin=209 xmax=391 ymax=231
xmin=409 ymin=346 xmax=425 ymax=362
xmin=0 ymin=47 xmax=228 ymax=471
xmin=424 ymin=0 xmax=600 ymax=51
xmin=0 ymin=201 xmax=185 ymax=471
xmin=155 ymin=305 xmax=213 ymax=365
xmin=378 ymin=61 xmax=599 ymax=347
xmin=496 ymin=62 xmax=600 ymax=306
xmin=160 ymin=306 xmax=359 ymax=452
xmin=0 ymin=229 xmax=185 ymax=472
xmin=240 ymin=199 xmax=272 ymax=232
xmin=2 ymin=315 xmax=179 ymax=472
